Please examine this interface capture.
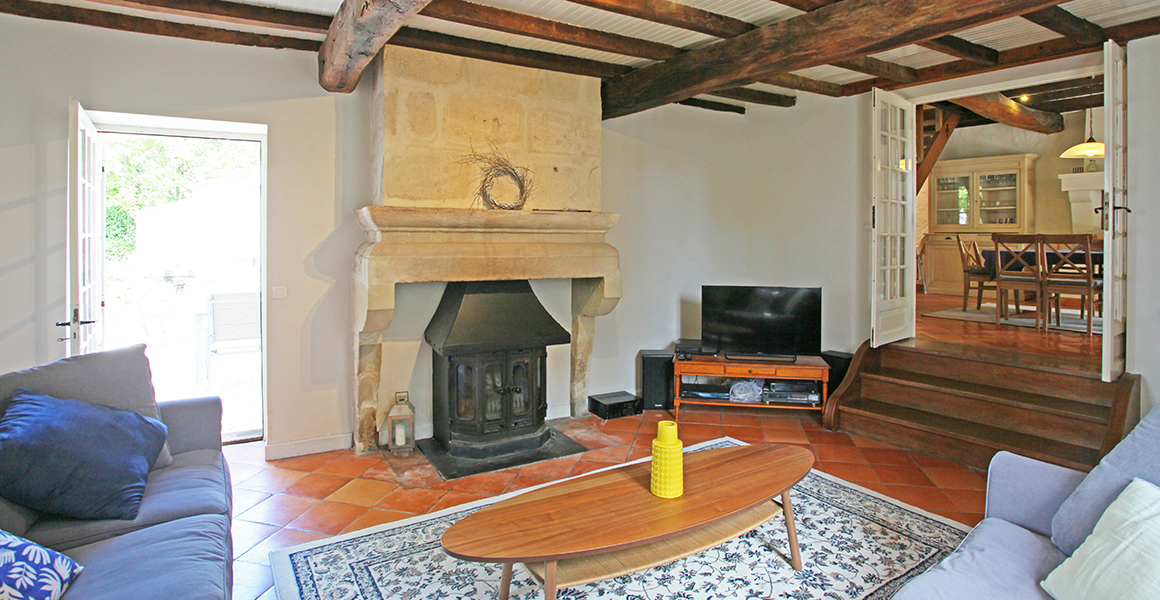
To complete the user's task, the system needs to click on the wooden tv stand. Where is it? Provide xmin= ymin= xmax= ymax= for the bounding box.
xmin=673 ymin=355 xmax=829 ymax=417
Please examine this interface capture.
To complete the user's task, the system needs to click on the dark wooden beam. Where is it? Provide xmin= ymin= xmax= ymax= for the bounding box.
xmin=1031 ymin=95 xmax=1103 ymax=114
xmin=759 ymin=73 xmax=843 ymax=97
xmin=319 ymin=0 xmax=436 ymax=93
xmin=841 ymin=18 xmax=1160 ymax=95
xmin=1022 ymin=6 xmax=1104 ymax=45
xmin=0 ymin=0 xmax=320 ymax=49
xmin=602 ymin=0 xmax=1069 ymax=119
xmin=677 ymin=97 xmax=746 ymax=114
xmin=707 ymin=87 xmax=796 ymax=107
xmin=562 ymin=0 xmax=750 ymax=38
xmin=919 ymin=35 xmax=999 ymax=64
xmin=834 ymin=55 xmax=918 ymax=82
xmin=388 ymin=28 xmax=633 ymax=78
xmin=916 ymin=110 xmax=960 ymax=190
xmin=949 ymin=92 xmax=1064 ymax=133
xmin=1015 ymin=82 xmax=1101 ymax=103
xmin=1003 ymin=74 xmax=1101 ymax=99
xmin=83 ymin=0 xmax=330 ymax=32
xmin=421 ymin=0 xmax=679 ymax=60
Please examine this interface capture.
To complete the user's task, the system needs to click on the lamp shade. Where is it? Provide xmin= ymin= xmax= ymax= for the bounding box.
xmin=1060 ymin=139 xmax=1105 ymax=159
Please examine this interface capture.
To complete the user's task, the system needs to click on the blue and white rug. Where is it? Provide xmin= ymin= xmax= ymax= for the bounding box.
xmin=270 ymin=438 xmax=969 ymax=600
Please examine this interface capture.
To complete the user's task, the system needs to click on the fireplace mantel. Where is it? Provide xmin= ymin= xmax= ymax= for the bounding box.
xmin=352 ymin=205 xmax=622 ymax=452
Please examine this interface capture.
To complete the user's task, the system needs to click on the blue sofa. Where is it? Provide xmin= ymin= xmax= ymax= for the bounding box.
xmin=894 ymin=405 xmax=1160 ymax=600
xmin=0 ymin=346 xmax=233 ymax=600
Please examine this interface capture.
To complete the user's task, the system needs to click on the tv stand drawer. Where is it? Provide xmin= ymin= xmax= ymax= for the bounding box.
xmin=678 ymin=363 xmax=725 ymax=375
xmin=724 ymin=365 xmax=779 ymax=377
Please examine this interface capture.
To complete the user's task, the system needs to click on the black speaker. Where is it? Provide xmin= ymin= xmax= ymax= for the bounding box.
xmin=821 ymin=351 xmax=854 ymax=390
xmin=641 ymin=350 xmax=675 ymax=410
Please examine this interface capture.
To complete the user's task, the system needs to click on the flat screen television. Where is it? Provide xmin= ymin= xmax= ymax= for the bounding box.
xmin=700 ymin=286 xmax=821 ymax=359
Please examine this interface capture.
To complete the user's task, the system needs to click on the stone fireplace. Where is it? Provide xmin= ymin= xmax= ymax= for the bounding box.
xmin=352 ymin=46 xmax=619 ymax=454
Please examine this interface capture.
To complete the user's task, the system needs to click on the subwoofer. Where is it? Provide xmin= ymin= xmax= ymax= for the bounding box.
xmin=641 ymin=350 xmax=675 ymax=410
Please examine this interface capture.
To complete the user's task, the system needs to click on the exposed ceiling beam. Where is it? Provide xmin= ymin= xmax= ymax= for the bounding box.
xmin=841 ymin=17 xmax=1160 ymax=95
xmin=83 ymin=0 xmax=330 ymax=32
xmin=601 ymin=0 xmax=1069 ymax=119
xmin=421 ymin=0 xmax=678 ymax=60
xmin=319 ymin=0 xmax=436 ymax=93
xmin=949 ymin=92 xmax=1064 ymax=133
xmin=562 ymin=0 xmax=750 ymax=38
xmin=389 ymin=27 xmax=633 ymax=78
xmin=918 ymin=35 xmax=999 ymax=64
xmin=1030 ymin=95 xmax=1103 ymax=114
xmin=834 ymin=55 xmax=918 ymax=82
xmin=677 ymin=97 xmax=746 ymax=114
xmin=759 ymin=73 xmax=843 ymax=97
xmin=1022 ymin=6 xmax=1105 ymax=46
xmin=707 ymin=87 xmax=797 ymax=107
xmin=0 ymin=0 xmax=320 ymax=49
xmin=916 ymin=110 xmax=960 ymax=190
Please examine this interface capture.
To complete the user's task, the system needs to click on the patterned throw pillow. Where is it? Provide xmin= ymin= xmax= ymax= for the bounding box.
xmin=0 ymin=529 xmax=83 ymax=600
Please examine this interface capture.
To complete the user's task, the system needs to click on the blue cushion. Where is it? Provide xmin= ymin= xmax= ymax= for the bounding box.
xmin=0 ymin=528 xmax=83 ymax=600
xmin=0 ymin=389 xmax=167 ymax=520
xmin=1052 ymin=407 xmax=1160 ymax=555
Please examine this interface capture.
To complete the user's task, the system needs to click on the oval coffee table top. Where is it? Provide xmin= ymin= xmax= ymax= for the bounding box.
xmin=441 ymin=444 xmax=814 ymax=563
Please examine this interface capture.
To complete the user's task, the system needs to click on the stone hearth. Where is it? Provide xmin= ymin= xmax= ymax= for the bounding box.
xmin=353 ymin=206 xmax=621 ymax=453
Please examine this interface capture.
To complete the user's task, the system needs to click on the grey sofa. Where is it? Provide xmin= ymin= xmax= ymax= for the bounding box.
xmin=0 ymin=346 xmax=233 ymax=600
xmin=895 ymin=404 xmax=1160 ymax=600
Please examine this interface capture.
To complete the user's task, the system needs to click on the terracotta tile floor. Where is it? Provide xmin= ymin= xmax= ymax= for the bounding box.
xmin=227 ymin=407 xmax=987 ymax=599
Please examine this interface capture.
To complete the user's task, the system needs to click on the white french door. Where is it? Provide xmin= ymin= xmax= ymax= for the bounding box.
xmin=66 ymin=100 xmax=105 ymax=356
xmin=1101 ymin=40 xmax=1127 ymax=382
xmin=870 ymin=89 xmax=917 ymax=347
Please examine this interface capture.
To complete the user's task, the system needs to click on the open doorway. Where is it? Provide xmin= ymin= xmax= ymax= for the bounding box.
xmin=79 ymin=108 xmax=268 ymax=442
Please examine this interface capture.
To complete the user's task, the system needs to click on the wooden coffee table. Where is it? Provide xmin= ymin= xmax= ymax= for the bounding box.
xmin=441 ymin=444 xmax=814 ymax=600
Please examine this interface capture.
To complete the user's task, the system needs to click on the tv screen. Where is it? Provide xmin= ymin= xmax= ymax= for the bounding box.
xmin=701 ymin=286 xmax=822 ymax=358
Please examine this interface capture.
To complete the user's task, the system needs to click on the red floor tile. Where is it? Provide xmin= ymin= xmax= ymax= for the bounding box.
xmin=281 ymin=474 xmax=353 ymax=499
xmin=234 ymin=468 xmax=309 ymax=494
xmin=720 ymin=425 xmax=765 ymax=443
xmin=921 ymin=468 xmax=986 ymax=491
xmin=232 ymin=520 xmax=281 ymax=559
xmin=314 ymin=455 xmax=382 ymax=478
xmin=505 ymin=474 xmax=551 ymax=493
xmin=598 ymin=418 xmax=642 ymax=432
xmin=762 ymin=428 xmax=811 ymax=444
xmin=872 ymin=464 xmax=935 ymax=487
xmin=237 ymin=529 xmax=329 ymax=566
xmin=375 ymin=487 xmax=446 ymax=514
xmin=760 ymin=415 xmax=806 ymax=430
xmin=848 ymin=434 xmax=897 ymax=449
xmin=626 ymin=447 xmax=652 ymax=461
xmin=342 ymin=509 xmax=414 ymax=534
xmin=942 ymin=488 xmax=987 ymax=514
xmin=274 ymin=453 xmax=337 ymax=472
xmin=819 ymin=462 xmax=880 ymax=484
xmin=288 ymin=501 xmax=368 ymax=535
xmin=678 ymin=410 xmax=722 ymax=424
xmin=520 ymin=458 xmax=578 ymax=479
xmin=909 ymin=452 xmax=973 ymax=470
xmin=805 ymin=430 xmax=856 ymax=446
xmin=720 ymin=413 xmax=763 ymax=427
xmin=237 ymin=494 xmax=319 ymax=527
xmin=812 ymin=444 xmax=867 ymax=464
xmin=451 ymin=472 xmax=518 ymax=495
xmin=429 ymin=490 xmax=493 ymax=512
xmin=676 ymin=423 xmax=722 ymax=438
xmin=397 ymin=465 xmax=445 ymax=489
xmin=859 ymin=448 xmax=917 ymax=466
xmin=583 ymin=445 xmax=632 ymax=462
xmin=326 ymin=479 xmax=398 ymax=506
xmin=571 ymin=460 xmax=617 ymax=477
xmin=358 ymin=460 xmax=400 ymax=484
xmin=883 ymin=485 xmax=958 ymax=513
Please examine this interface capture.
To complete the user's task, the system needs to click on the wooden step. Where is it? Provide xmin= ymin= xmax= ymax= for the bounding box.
xmin=879 ymin=343 xmax=1112 ymax=406
xmin=862 ymin=368 xmax=1108 ymax=449
xmin=840 ymin=399 xmax=1099 ymax=471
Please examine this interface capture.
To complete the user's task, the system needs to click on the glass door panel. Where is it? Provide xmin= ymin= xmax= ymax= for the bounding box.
xmin=977 ymin=170 xmax=1019 ymax=227
xmin=483 ymin=363 xmax=504 ymax=421
xmin=935 ymin=175 xmax=971 ymax=226
xmin=454 ymin=362 xmax=475 ymax=421
xmin=510 ymin=359 xmax=530 ymax=416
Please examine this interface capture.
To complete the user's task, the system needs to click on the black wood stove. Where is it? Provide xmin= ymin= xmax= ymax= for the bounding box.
xmin=424 ymin=280 xmax=570 ymax=459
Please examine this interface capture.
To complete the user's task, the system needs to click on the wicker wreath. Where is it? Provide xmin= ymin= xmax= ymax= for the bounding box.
xmin=460 ymin=148 xmax=533 ymax=210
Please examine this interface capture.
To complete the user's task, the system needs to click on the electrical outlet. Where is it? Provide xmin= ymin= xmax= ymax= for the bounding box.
xmin=272 ymin=286 xmax=287 ymax=299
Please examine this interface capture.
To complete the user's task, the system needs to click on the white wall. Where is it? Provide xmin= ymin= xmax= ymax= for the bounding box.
xmin=938 ymin=110 xmax=1100 ymax=233
xmin=0 ymin=15 xmax=371 ymax=453
xmin=590 ymin=95 xmax=871 ymax=396
xmin=1127 ymin=35 xmax=1160 ymax=415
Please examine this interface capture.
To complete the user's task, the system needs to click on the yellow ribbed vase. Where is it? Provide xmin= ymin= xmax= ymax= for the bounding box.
xmin=650 ymin=420 xmax=683 ymax=498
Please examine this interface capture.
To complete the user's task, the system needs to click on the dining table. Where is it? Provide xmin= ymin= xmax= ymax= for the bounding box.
xmin=981 ymin=243 xmax=1104 ymax=281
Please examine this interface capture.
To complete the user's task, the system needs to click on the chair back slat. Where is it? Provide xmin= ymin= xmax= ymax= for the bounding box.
xmin=957 ymin=234 xmax=985 ymax=271
xmin=1041 ymin=234 xmax=1095 ymax=285
xmin=993 ymin=234 xmax=1039 ymax=280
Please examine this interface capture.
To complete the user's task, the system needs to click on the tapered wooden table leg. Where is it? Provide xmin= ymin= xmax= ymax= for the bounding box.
xmin=499 ymin=562 xmax=513 ymax=600
xmin=782 ymin=491 xmax=803 ymax=571
xmin=544 ymin=560 xmax=558 ymax=600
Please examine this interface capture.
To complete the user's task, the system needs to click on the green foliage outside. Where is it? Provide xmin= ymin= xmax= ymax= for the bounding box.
xmin=104 ymin=134 xmax=260 ymax=261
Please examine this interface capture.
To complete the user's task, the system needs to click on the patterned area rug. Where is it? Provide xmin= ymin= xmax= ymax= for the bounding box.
xmin=923 ymin=304 xmax=1102 ymax=335
xmin=270 ymin=439 xmax=969 ymax=600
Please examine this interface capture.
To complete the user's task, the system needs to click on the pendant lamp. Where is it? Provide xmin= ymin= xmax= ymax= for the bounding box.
xmin=1060 ymin=108 xmax=1104 ymax=160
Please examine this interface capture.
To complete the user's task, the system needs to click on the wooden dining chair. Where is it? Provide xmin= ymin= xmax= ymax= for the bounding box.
xmin=957 ymin=234 xmax=994 ymax=311
xmin=993 ymin=234 xmax=1043 ymax=329
xmin=1041 ymin=234 xmax=1102 ymax=336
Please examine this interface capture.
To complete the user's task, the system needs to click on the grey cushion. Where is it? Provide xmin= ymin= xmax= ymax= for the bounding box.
xmin=24 ymin=450 xmax=230 ymax=550
xmin=0 ymin=344 xmax=172 ymax=469
xmin=63 ymin=513 xmax=231 ymax=600
xmin=893 ymin=518 xmax=1065 ymax=600
xmin=1052 ymin=406 xmax=1160 ymax=555
xmin=0 ymin=496 xmax=38 ymax=536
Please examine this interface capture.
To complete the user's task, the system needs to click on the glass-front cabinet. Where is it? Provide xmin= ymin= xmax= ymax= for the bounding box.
xmin=929 ymin=154 xmax=1037 ymax=233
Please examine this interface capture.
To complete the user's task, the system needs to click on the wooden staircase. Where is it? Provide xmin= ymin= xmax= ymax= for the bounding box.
xmin=824 ymin=340 xmax=1140 ymax=471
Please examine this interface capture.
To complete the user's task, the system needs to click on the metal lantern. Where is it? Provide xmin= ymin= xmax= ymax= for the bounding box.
xmin=384 ymin=392 xmax=415 ymax=454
